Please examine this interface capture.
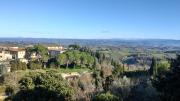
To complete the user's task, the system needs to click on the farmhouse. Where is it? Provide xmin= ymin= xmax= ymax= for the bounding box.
xmin=0 ymin=48 xmax=12 ymax=61
xmin=47 ymin=46 xmax=63 ymax=50
xmin=9 ymin=48 xmax=26 ymax=59
xmin=48 ymin=49 xmax=65 ymax=57
xmin=48 ymin=46 xmax=65 ymax=57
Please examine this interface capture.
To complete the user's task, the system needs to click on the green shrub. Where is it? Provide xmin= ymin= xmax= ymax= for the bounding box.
xmin=10 ymin=60 xmax=27 ymax=72
xmin=28 ymin=61 xmax=42 ymax=70
xmin=11 ymin=72 xmax=74 ymax=101
xmin=93 ymin=92 xmax=120 ymax=101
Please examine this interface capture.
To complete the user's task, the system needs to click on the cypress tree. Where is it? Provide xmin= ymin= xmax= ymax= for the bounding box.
xmin=149 ymin=57 xmax=157 ymax=76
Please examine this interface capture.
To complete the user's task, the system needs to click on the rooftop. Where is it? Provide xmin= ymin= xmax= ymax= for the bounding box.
xmin=8 ymin=48 xmax=25 ymax=52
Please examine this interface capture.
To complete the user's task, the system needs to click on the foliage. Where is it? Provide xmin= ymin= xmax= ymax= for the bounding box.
xmin=112 ymin=62 xmax=124 ymax=78
xmin=149 ymin=58 xmax=170 ymax=76
xmin=57 ymin=50 xmax=95 ymax=69
xmin=100 ymin=64 xmax=112 ymax=78
xmin=152 ymin=55 xmax=180 ymax=101
xmin=93 ymin=92 xmax=120 ymax=101
xmin=0 ymin=65 xmax=6 ymax=75
xmin=11 ymin=72 xmax=74 ymax=101
xmin=149 ymin=57 xmax=157 ymax=76
xmin=92 ymin=70 xmax=102 ymax=90
xmin=102 ymin=76 xmax=114 ymax=92
xmin=34 ymin=45 xmax=49 ymax=61
xmin=1 ymin=71 xmax=27 ymax=94
xmin=47 ymin=58 xmax=59 ymax=68
xmin=27 ymin=61 xmax=42 ymax=70
xmin=128 ymin=79 xmax=159 ymax=101
xmin=156 ymin=60 xmax=170 ymax=74
xmin=10 ymin=60 xmax=27 ymax=72
xmin=5 ymin=86 xmax=15 ymax=96
xmin=69 ymin=44 xmax=80 ymax=50
xmin=124 ymin=70 xmax=148 ymax=78
xmin=27 ymin=44 xmax=49 ymax=62
xmin=110 ymin=76 xmax=132 ymax=100
xmin=19 ymin=77 xmax=34 ymax=90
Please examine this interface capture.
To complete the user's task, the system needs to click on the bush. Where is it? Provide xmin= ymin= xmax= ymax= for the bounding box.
xmin=10 ymin=60 xmax=27 ymax=72
xmin=11 ymin=72 xmax=74 ymax=101
xmin=156 ymin=61 xmax=170 ymax=74
xmin=28 ymin=61 xmax=42 ymax=70
xmin=93 ymin=92 xmax=120 ymax=101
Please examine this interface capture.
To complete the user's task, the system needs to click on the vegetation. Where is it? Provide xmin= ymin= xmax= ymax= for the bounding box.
xmin=152 ymin=55 xmax=180 ymax=101
xmin=149 ymin=58 xmax=157 ymax=76
xmin=10 ymin=60 xmax=27 ymax=72
xmin=6 ymin=72 xmax=74 ymax=101
xmin=27 ymin=44 xmax=49 ymax=62
xmin=93 ymin=92 xmax=120 ymax=101
xmin=68 ymin=44 xmax=80 ymax=50
xmin=27 ymin=61 xmax=42 ymax=70
xmin=57 ymin=50 xmax=95 ymax=69
xmin=112 ymin=62 xmax=124 ymax=78
xmin=0 ymin=43 xmax=179 ymax=101
xmin=149 ymin=58 xmax=170 ymax=76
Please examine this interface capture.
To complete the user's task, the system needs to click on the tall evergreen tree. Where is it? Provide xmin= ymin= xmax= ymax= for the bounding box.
xmin=149 ymin=57 xmax=157 ymax=76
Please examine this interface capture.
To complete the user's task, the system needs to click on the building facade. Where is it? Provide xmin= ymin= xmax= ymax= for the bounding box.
xmin=0 ymin=49 xmax=12 ymax=61
xmin=49 ymin=50 xmax=65 ymax=57
xmin=10 ymin=49 xmax=26 ymax=59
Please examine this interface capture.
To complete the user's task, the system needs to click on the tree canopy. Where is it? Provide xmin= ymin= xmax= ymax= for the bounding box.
xmin=10 ymin=72 xmax=74 ymax=101
xmin=57 ymin=50 xmax=95 ymax=69
xmin=152 ymin=55 xmax=180 ymax=101
xmin=27 ymin=44 xmax=49 ymax=62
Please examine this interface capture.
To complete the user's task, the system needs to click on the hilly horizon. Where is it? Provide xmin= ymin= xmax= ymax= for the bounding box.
xmin=0 ymin=37 xmax=180 ymax=47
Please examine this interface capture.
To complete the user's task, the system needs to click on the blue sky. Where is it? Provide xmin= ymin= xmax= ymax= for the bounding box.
xmin=0 ymin=0 xmax=180 ymax=39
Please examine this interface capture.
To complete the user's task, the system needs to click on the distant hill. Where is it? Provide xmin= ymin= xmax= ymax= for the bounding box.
xmin=0 ymin=38 xmax=180 ymax=47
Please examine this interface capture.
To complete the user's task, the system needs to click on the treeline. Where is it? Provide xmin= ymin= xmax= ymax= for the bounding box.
xmin=48 ymin=50 xmax=95 ymax=69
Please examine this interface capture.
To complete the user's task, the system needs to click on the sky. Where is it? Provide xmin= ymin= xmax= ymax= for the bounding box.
xmin=0 ymin=0 xmax=180 ymax=39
